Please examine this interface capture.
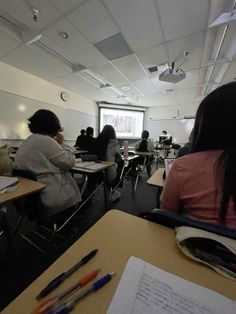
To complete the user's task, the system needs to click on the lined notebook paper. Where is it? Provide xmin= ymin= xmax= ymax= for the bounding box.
xmin=107 ymin=257 xmax=236 ymax=314
xmin=74 ymin=161 xmax=106 ymax=170
xmin=0 ymin=176 xmax=19 ymax=193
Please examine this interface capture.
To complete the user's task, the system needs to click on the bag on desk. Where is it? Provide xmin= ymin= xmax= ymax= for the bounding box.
xmin=0 ymin=146 xmax=12 ymax=176
xmin=176 ymin=226 xmax=236 ymax=281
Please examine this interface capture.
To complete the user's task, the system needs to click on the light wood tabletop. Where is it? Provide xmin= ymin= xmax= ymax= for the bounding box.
xmin=147 ymin=168 xmax=165 ymax=187
xmin=2 ymin=210 xmax=236 ymax=314
xmin=132 ymin=151 xmax=154 ymax=156
xmin=0 ymin=177 xmax=45 ymax=204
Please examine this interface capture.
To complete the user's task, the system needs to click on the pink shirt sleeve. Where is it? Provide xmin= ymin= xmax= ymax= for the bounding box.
xmin=160 ymin=163 xmax=182 ymax=212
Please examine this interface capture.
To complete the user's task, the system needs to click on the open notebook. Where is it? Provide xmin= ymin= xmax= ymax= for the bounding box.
xmin=107 ymin=256 xmax=236 ymax=314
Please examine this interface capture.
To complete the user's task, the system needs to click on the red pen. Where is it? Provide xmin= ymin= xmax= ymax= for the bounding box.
xmin=32 ymin=269 xmax=101 ymax=314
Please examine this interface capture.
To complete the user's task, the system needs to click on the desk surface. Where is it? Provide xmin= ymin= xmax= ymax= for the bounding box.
xmin=3 ymin=210 xmax=236 ymax=314
xmin=147 ymin=168 xmax=165 ymax=187
xmin=132 ymin=151 xmax=154 ymax=156
xmin=72 ymin=161 xmax=115 ymax=174
xmin=0 ymin=177 xmax=45 ymax=204
xmin=123 ymin=154 xmax=139 ymax=161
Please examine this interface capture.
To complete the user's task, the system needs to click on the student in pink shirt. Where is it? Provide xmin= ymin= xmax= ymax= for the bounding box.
xmin=161 ymin=82 xmax=236 ymax=229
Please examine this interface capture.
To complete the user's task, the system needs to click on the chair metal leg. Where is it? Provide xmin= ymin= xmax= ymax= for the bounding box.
xmin=46 ymin=223 xmax=57 ymax=252
xmin=0 ymin=205 xmax=15 ymax=257
xmin=80 ymin=174 xmax=88 ymax=196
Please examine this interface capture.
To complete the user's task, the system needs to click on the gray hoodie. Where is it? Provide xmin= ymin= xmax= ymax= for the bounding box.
xmin=14 ymin=134 xmax=81 ymax=216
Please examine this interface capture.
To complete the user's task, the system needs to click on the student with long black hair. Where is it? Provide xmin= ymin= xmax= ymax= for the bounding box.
xmin=161 ymin=82 xmax=236 ymax=229
xmin=135 ymin=130 xmax=154 ymax=177
xmin=93 ymin=125 xmax=123 ymax=201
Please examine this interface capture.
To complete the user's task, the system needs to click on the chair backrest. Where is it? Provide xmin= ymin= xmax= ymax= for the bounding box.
xmin=12 ymin=169 xmax=43 ymax=221
xmin=147 ymin=209 xmax=236 ymax=240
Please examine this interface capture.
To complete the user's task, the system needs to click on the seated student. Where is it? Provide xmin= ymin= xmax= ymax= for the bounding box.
xmin=75 ymin=129 xmax=86 ymax=148
xmin=160 ymin=82 xmax=236 ymax=229
xmin=159 ymin=130 xmax=172 ymax=145
xmin=135 ymin=130 xmax=154 ymax=152
xmin=177 ymin=129 xmax=193 ymax=158
xmin=135 ymin=130 xmax=154 ymax=176
xmin=93 ymin=125 xmax=123 ymax=201
xmin=83 ymin=126 xmax=95 ymax=152
xmin=14 ymin=109 xmax=81 ymax=220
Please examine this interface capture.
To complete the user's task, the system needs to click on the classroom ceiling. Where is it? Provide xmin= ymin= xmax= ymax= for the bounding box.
xmin=0 ymin=0 xmax=235 ymax=111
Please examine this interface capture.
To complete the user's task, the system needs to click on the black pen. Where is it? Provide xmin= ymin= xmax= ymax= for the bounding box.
xmin=36 ymin=249 xmax=98 ymax=300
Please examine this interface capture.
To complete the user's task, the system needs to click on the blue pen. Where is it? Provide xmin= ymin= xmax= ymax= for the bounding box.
xmin=47 ymin=273 xmax=115 ymax=314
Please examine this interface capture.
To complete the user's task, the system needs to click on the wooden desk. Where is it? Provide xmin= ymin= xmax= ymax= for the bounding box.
xmin=0 ymin=177 xmax=46 ymax=255
xmin=147 ymin=168 xmax=165 ymax=187
xmin=72 ymin=161 xmax=115 ymax=174
xmin=3 ymin=210 xmax=236 ymax=314
xmin=0 ymin=177 xmax=46 ymax=204
xmin=130 ymin=151 xmax=154 ymax=156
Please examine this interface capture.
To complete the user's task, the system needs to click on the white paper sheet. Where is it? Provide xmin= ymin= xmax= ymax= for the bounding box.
xmin=0 ymin=176 xmax=19 ymax=192
xmin=107 ymin=257 xmax=236 ymax=314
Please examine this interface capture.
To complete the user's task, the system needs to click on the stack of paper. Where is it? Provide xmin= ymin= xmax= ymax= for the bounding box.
xmin=0 ymin=176 xmax=19 ymax=193
xmin=107 ymin=256 xmax=236 ymax=314
xmin=74 ymin=161 xmax=106 ymax=170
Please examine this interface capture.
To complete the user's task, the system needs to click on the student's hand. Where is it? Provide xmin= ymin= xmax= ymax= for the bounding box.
xmin=54 ymin=133 xmax=64 ymax=145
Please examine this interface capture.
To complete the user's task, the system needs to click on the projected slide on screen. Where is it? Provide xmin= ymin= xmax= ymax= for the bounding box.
xmin=100 ymin=108 xmax=144 ymax=139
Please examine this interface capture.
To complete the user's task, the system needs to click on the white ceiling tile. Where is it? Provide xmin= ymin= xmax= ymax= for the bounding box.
xmin=112 ymin=54 xmax=148 ymax=82
xmin=167 ymin=32 xmax=205 ymax=71
xmin=91 ymin=63 xmax=129 ymax=86
xmin=2 ymin=44 xmax=72 ymax=80
xmin=175 ymin=70 xmax=199 ymax=90
xmin=222 ymin=60 xmax=236 ymax=83
xmin=177 ymin=87 xmax=197 ymax=101
xmin=151 ymin=78 xmax=176 ymax=92
xmin=67 ymin=0 xmax=118 ymax=43
xmin=136 ymin=44 xmax=168 ymax=69
xmin=217 ymin=23 xmax=236 ymax=61
xmin=103 ymin=0 xmax=163 ymax=51
xmin=0 ymin=30 xmax=21 ymax=58
xmin=43 ymin=18 xmax=108 ymax=67
xmin=115 ymin=84 xmax=142 ymax=97
xmin=50 ymin=0 xmax=85 ymax=14
xmin=53 ymin=72 xmax=98 ymax=94
xmin=0 ymin=0 xmax=61 ymax=30
xmin=133 ymin=80 xmax=157 ymax=94
xmin=157 ymin=0 xmax=210 ymax=41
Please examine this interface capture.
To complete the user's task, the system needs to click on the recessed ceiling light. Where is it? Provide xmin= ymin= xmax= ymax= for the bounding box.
xmin=120 ymin=86 xmax=130 ymax=91
xmin=59 ymin=31 xmax=69 ymax=39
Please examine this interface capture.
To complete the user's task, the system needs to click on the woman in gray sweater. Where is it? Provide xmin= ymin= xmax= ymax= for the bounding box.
xmin=14 ymin=109 xmax=81 ymax=218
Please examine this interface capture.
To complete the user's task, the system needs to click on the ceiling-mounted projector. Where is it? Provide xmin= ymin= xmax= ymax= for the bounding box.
xmin=159 ymin=62 xmax=186 ymax=83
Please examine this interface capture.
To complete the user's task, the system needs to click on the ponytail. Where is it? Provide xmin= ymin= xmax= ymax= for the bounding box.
xmin=217 ymin=149 xmax=236 ymax=221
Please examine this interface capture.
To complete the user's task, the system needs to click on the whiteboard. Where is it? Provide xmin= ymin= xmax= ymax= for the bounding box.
xmin=0 ymin=90 xmax=97 ymax=140
xmin=144 ymin=118 xmax=195 ymax=144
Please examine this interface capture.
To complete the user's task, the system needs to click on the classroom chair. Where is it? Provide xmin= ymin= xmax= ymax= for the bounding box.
xmin=12 ymin=169 xmax=86 ymax=253
xmin=141 ymin=208 xmax=236 ymax=240
xmin=0 ymin=209 xmax=15 ymax=258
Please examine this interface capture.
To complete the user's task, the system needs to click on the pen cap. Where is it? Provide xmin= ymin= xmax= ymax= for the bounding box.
xmin=93 ymin=274 xmax=112 ymax=291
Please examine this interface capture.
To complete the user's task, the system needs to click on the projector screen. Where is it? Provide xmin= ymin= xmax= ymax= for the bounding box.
xmin=99 ymin=107 xmax=144 ymax=139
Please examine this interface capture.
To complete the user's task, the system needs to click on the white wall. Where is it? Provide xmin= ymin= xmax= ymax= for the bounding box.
xmin=0 ymin=62 xmax=98 ymax=146
xmin=144 ymin=102 xmax=198 ymax=144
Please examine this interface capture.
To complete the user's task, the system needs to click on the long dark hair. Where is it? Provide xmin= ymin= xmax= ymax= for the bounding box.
xmin=137 ymin=130 xmax=149 ymax=152
xmin=191 ymin=81 xmax=236 ymax=221
xmin=94 ymin=125 xmax=116 ymax=160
